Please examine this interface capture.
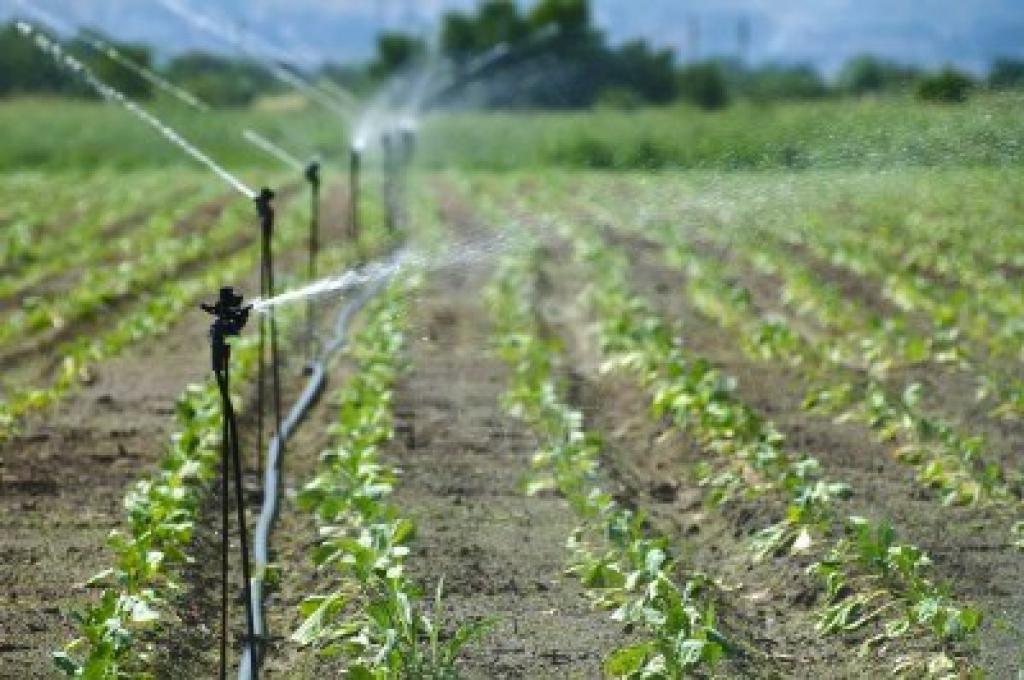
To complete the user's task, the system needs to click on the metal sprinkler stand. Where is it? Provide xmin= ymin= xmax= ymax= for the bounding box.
xmin=349 ymin=146 xmax=362 ymax=245
xmin=397 ymin=127 xmax=417 ymax=230
xmin=201 ymin=287 xmax=258 ymax=680
xmin=255 ymin=189 xmax=284 ymax=486
xmin=381 ymin=132 xmax=398 ymax=236
xmin=400 ymin=128 xmax=417 ymax=165
xmin=304 ymin=162 xmax=321 ymax=363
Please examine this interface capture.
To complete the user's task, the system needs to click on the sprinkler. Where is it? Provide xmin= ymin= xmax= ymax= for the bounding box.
xmin=240 ymin=129 xmax=320 ymax=363
xmin=349 ymin=145 xmax=362 ymax=244
xmin=304 ymin=161 xmax=321 ymax=363
xmin=201 ymin=287 xmax=258 ymax=680
xmin=396 ymin=124 xmax=418 ymax=231
xmin=399 ymin=126 xmax=418 ymax=165
xmin=255 ymin=189 xmax=284 ymax=488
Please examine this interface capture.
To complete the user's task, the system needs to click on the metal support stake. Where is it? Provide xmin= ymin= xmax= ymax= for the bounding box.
xmin=256 ymin=189 xmax=284 ymax=491
xmin=349 ymin=146 xmax=361 ymax=245
xmin=304 ymin=162 xmax=321 ymax=362
xmin=395 ymin=128 xmax=415 ymax=232
xmin=381 ymin=132 xmax=397 ymax=236
xmin=202 ymin=287 xmax=257 ymax=680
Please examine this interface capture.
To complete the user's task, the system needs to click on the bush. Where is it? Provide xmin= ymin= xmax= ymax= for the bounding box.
xmin=595 ymin=86 xmax=644 ymax=110
xmin=677 ymin=62 xmax=730 ymax=110
xmin=742 ymin=64 xmax=829 ymax=102
xmin=917 ymin=67 xmax=972 ymax=103
xmin=554 ymin=136 xmax=616 ymax=168
xmin=989 ymin=58 xmax=1024 ymax=90
xmin=838 ymin=54 xmax=921 ymax=95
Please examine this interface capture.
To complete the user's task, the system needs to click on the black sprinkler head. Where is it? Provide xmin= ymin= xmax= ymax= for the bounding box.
xmin=255 ymin=187 xmax=275 ymax=217
xmin=202 ymin=287 xmax=251 ymax=337
xmin=305 ymin=161 xmax=321 ymax=186
xmin=202 ymin=287 xmax=252 ymax=371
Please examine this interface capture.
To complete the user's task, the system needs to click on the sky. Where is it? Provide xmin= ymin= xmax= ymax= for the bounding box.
xmin=3 ymin=0 xmax=1023 ymax=76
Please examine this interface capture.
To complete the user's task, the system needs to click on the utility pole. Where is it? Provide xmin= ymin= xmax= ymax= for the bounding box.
xmin=737 ymin=16 xmax=751 ymax=64
xmin=688 ymin=15 xmax=701 ymax=64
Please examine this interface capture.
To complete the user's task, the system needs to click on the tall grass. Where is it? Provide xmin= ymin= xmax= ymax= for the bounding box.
xmin=0 ymin=97 xmax=350 ymax=171
xmin=2 ymin=92 xmax=1022 ymax=172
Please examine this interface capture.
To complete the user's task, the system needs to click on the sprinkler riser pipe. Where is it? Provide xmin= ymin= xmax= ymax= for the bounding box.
xmin=381 ymin=132 xmax=398 ymax=235
xmin=349 ymin=148 xmax=362 ymax=243
xmin=305 ymin=163 xmax=321 ymax=360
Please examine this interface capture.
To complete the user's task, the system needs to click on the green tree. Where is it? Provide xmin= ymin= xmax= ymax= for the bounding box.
xmin=165 ymin=52 xmax=278 ymax=107
xmin=917 ymin=67 xmax=972 ymax=103
xmin=610 ymin=40 xmax=677 ymax=104
xmin=369 ymin=32 xmax=426 ymax=79
xmin=742 ymin=64 xmax=829 ymax=102
xmin=989 ymin=58 xmax=1024 ymax=90
xmin=677 ymin=61 xmax=730 ymax=110
xmin=476 ymin=1 xmax=529 ymax=48
xmin=441 ymin=12 xmax=478 ymax=59
xmin=838 ymin=54 xmax=920 ymax=95
xmin=70 ymin=31 xmax=154 ymax=100
xmin=0 ymin=22 xmax=74 ymax=96
xmin=528 ymin=0 xmax=590 ymax=35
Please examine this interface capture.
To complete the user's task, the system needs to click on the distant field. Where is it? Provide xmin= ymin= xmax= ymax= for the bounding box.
xmin=422 ymin=92 xmax=1024 ymax=170
xmin=2 ymin=92 xmax=1023 ymax=172
xmin=0 ymin=97 xmax=350 ymax=171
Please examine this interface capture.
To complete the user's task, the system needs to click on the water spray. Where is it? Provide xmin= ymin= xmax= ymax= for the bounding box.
xmin=252 ymin=232 xmax=520 ymax=314
xmin=201 ymin=287 xmax=258 ymax=680
xmin=155 ymin=0 xmax=354 ymax=119
xmin=242 ymin=129 xmax=305 ymax=174
xmin=15 ymin=0 xmax=210 ymax=112
xmin=424 ymin=24 xmax=560 ymax=109
xmin=15 ymin=21 xmax=256 ymax=200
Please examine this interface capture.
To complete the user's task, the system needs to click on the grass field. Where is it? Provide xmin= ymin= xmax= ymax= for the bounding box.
xmin=0 ymin=94 xmax=1021 ymax=678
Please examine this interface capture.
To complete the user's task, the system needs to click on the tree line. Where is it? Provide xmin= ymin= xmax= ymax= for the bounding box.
xmin=2 ymin=0 xmax=1023 ymax=108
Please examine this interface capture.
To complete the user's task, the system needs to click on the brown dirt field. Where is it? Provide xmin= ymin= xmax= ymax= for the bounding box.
xmin=0 ymin=303 xmax=214 ymax=678
xmin=382 ymin=262 xmax=628 ymax=679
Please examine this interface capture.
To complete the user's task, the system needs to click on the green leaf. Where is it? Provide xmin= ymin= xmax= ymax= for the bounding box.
xmin=51 ymin=651 xmax=80 ymax=676
xmin=291 ymin=593 xmax=347 ymax=646
xmin=604 ymin=642 xmax=653 ymax=677
xmin=676 ymin=638 xmax=708 ymax=667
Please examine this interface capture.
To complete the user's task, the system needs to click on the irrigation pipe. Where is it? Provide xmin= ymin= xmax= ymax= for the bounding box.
xmin=238 ymin=271 xmax=394 ymax=680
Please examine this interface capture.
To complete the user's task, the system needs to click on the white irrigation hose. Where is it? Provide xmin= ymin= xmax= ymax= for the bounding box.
xmin=238 ymin=274 xmax=393 ymax=680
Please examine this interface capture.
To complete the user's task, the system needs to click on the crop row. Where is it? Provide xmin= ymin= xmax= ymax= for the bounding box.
xmin=50 ymin=182 xmax=383 ymax=677
xmin=0 ymin=182 xmax=277 ymax=349
xmin=0 ymin=170 xmax=174 ymax=270
xmin=564 ymin=174 xmax=1022 ymax=515
xmin=485 ymin=245 xmax=731 ymax=677
xmin=555 ymin=220 xmax=982 ymax=675
xmin=0 ymin=176 xmax=211 ymax=305
xmin=292 ymin=274 xmax=490 ymax=676
xmin=53 ymin=313 xmax=278 ymax=677
xmin=0 ymin=184 xmax=309 ymax=441
xmin=653 ymin=225 xmax=1018 ymax=517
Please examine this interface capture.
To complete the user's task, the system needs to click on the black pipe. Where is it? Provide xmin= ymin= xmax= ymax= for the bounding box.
xmin=237 ymin=264 xmax=397 ymax=680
